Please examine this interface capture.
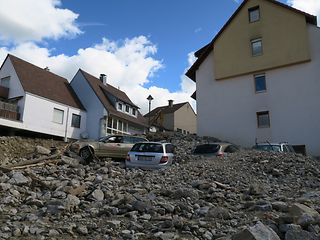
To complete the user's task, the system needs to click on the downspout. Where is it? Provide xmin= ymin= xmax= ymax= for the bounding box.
xmin=64 ymin=107 xmax=70 ymax=142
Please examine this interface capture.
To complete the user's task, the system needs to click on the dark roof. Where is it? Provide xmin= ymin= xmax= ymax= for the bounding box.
xmin=79 ymin=69 xmax=148 ymax=127
xmin=186 ymin=0 xmax=318 ymax=82
xmin=144 ymin=102 xmax=188 ymax=118
xmin=6 ymin=54 xmax=85 ymax=110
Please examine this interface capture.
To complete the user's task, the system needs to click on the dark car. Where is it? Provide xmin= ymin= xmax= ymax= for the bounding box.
xmin=192 ymin=142 xmax=239 ymax=157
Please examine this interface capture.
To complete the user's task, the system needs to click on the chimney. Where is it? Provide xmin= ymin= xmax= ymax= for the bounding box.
xmin=44 ymin=66 xmax=50 ymax=71
xmin=99 ymin=74 xmax=107 ymax=85
xmin=168 ymin=99 xmax=174 ymax=107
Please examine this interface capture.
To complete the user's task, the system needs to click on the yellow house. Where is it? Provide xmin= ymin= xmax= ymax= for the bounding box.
xmin=186 ymin=0 xmax=320 ymax=156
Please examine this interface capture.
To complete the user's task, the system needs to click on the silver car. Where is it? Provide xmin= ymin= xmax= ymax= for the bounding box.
xmin=126 ymin=142 xmax=175 ymax=169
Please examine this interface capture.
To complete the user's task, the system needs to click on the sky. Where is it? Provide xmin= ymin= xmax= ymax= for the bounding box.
xmin=0 ymin=0 xmax=319 ymax=114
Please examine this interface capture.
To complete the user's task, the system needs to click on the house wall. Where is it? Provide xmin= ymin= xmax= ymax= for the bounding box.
xmin=163 ymin=113 xmax=174 ymax=131
xmin=22 ymin=93 xmax=86 ymax=139
xmin=174 ymin=104 xmax=197 ymax=134
xmin=70 ymin=71 xmax=105 ymax=139
xmin=214 ymin=0 xmax=310 ymax=80
xmin=196 ymin=25 xmax=320 ymax=156
xmin=0 ymin=58 xmax=26 ymax=119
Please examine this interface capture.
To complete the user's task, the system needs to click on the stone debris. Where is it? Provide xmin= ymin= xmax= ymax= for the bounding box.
xmin=0 ymin=133 xmax=319 ymax=239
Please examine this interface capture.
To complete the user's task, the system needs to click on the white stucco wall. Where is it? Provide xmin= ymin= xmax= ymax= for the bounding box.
xmin=22 ymin=93 xmax=86 ymax=139
xmin=0 ymin=57 xmax=26 ymax=118
xmin=70 ymin=71 xmax=105 ymax=139
xmin=196 ymin=25 xmax=320 ymax=156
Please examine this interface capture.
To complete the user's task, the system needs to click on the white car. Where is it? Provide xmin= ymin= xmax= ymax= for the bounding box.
xmin=126 ymin=142 xmax=175 ymax=169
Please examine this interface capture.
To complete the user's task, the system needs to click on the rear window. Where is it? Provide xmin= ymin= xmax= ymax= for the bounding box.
xmin=165 ymin=144 xmax=175 ymax=154
xmin=193 ymin=144 xmax=220 ymax=154
xmin=131 ymin=143 xmax=163 ymax=153
xmin=254 ymin=145 xmax=281 ymax=152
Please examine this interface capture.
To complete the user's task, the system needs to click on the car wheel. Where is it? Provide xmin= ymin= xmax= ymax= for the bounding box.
xmin=79 ymin=147 xmax=93 ymax=163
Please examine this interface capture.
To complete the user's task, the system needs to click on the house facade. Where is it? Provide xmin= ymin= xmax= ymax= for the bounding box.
xmin=70 ymin=69 xmax=148 ymax=139
xmin=0 ymin=55 xmax=87 ymax=139
xmin=145 ymin=100 xmax=197 ymax=134
xmin=187 ymin=0 xmax=320 ymax=155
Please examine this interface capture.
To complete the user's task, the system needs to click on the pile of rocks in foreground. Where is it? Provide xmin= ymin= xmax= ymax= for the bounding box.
xmin=0 ymin=134 xmax=320 ymax=239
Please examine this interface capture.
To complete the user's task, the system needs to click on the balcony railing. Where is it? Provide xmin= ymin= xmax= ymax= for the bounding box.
xmin=0 ymin=85 xmax=9 ymax=99
xmin=0 ymin=101 xmax=20 ymax=121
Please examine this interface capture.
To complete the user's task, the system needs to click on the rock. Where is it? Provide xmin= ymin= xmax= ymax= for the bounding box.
xmin=61 ymin=155 xmax=80 ymax=167
xmin=289 ymin=203 xmax=320 ymax=226
xmin=8 ymin=172 xmax=30 ymax=185
xmin=232 ymin=221 xmax=280 ymax=240
xmin=285 ymin=229 xmax=319 ymax=240
xmin=172 ymin=188 xmax=199 ymax=200
xmin=272 ymin=201 xmax=289 ymax=212
xmin=76 ymin=225 xmax=88 ymax=235
xmin=64 ymin=194 xmax=80 ymax=212
xmin=91 ymin=189 xmax=104 ymax=201
xmin=35 ymin=146 xmax=51 ymax=155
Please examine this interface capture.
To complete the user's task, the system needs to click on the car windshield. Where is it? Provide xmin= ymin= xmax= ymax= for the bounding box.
xmin=131 ymin=143 xmax=163 ymax=153
xmin=193 ymin=144 xmax=220 ymax=154
xmin=255 ymin=145 xmax=281 ymax=152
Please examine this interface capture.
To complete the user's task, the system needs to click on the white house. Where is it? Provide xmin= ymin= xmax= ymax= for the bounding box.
xmin=0 ymin=54 xmax=87 ymax=139
xmin=70 ymin=69 xmax=148 ymax=139
xmin=186 ymin=0 xmax=320 ymax=156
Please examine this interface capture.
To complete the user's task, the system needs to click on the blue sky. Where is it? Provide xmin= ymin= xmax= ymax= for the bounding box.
xmin=0 ymin=0 xmax=318 ymax=113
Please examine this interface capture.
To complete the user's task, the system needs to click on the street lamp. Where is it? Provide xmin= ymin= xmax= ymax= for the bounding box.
xmin=147 ymin=95 xmax=153 ymax=132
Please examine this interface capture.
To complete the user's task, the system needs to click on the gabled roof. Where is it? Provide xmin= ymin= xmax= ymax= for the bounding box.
xmin=186 ymin=0 xmax=317 ymax=82
xmin=79 ymin=69 xmax=148 ymax=127
xmin=5 ymin=54 xmax=85 ymax=110
xmin=144 ymin=102 xmax=189 ymax=118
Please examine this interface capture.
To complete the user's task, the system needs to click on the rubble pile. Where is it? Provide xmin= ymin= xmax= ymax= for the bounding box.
xmin=0 ymin=134 xmax=320 ymax=239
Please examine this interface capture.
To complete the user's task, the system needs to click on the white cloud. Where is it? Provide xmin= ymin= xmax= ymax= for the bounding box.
xmin=287 ymin=0 xmax=320 ymax=25
xmin=0 ymin=36 xmax=196 ymax=114
xmin=0 ymin=0 xmax=81 ymax=43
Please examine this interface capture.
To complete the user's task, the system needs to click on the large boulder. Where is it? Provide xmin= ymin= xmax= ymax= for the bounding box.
xmin=232 ymin=221 xmax=280 ymax=240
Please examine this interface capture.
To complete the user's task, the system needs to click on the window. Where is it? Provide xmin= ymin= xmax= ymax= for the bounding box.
xmin=118 ymin=103 xmax=123 ymax=111
xmin=249 ymin=6 xmax=260 ymax=23
xmin=257 ymin=111 xmax=270 ymax=128
xmin=71 ymin=114 xmax=81 ymax=128
xmin=254 ymin=74 xmax=266 ymax=92
xmin=0 ymin=76 xmax=10 ymax=88
xmin=53 ymin=108 xmax=64 ymax=124
xmin=165 ymin=144 xmax=175 ymax=154
xmin=251 ymin=38 xmax=262 ymax=56
xmin=132 ymin=108 xmax=136 ymax=116
xmin=125 ymin=105 xmax=130 ymax=113
xmin=105 ymin=116 xmax=129 ymax=135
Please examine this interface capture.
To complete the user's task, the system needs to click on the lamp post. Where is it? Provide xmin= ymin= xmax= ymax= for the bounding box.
xmin=147 ymin=95 xmax=153 ymax=132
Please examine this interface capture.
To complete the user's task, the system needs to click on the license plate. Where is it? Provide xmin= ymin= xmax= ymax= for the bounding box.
xmin=138 ymin=155 xmax=153 ymax=161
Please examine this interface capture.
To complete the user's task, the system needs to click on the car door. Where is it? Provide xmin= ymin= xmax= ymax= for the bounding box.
xmin=98 ymin=135 xmax=123 ymax=158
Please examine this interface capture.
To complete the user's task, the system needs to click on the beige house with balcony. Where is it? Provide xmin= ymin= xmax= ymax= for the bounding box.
xmin=144 ymin=100 xmax=197 ymax=134
xmin=186 ymin=0 xmax=320 ymax=155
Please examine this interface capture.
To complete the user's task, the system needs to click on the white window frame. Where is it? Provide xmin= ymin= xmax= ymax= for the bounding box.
xmin=251 ymin=38 xmax=263 ymax=56
xmin=106 ymin=116 xmax=129 ymax=135
xmin=53 ymin=108 xmax=64 ymax=124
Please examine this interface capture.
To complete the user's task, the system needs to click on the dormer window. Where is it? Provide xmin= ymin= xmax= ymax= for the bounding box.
xmin=132 ymin=108 xmax=136 ymax=116
xmin=118 ymin=103 xmax=123 ymax=110
xmin=249 ymin=6 xmax=260 ymax=23
xmin=125 ymin=105 xmax=130 ymax=113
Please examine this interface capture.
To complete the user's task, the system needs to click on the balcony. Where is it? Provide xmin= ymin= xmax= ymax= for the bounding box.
xmin=0 ymin=101 xmax=20 ymax=121
xmin=0 ymin=85 xmax=9 ymax=99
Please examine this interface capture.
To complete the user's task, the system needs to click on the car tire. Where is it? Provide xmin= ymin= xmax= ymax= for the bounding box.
xmin=79 ymin=147 xmax=93 ymax=164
